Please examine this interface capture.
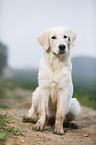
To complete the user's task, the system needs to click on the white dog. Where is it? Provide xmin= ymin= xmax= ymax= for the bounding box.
xmin=27 ymin=26 xmax=81 ymax=135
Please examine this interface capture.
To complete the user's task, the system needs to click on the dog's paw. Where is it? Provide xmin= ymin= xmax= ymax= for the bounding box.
xmin=32 ymin=119 xmax=45 ymax=131
xmin=53 ymin=125 xmax=64 ymax=135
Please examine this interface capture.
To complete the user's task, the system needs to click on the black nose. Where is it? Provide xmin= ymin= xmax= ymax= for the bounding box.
xmin=59 ymin=44 xmax=66 ymax=51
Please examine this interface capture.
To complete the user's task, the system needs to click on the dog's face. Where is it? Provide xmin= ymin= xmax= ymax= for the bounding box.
xmin=49 ymin=27 xmax=69 ymax=55
xmin=38 ymin=26 xmax=76 ymax=56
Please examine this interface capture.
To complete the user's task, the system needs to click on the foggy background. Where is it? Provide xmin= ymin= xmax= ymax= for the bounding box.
xmin=0 ymin=0 xmax=96 ymax=68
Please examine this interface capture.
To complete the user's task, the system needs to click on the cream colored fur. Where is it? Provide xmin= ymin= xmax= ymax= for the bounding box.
xmin=28 ymin=26 xmax=81 ymax=135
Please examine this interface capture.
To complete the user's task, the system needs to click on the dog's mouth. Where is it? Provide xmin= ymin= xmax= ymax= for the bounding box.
xmin=53 ymin=51 xmax=66 ymax=55
xmin=59 ymin=50 xmax=66 ymax=55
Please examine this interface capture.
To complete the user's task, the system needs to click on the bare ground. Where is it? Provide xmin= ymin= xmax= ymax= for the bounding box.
xmin=0 ymin=88 xmax=96 ymax=145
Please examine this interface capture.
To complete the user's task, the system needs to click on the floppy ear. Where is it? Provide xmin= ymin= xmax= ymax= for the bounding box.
xmin=37 ymin=30 xmax=49 ymax=51
xmin=68 ymin=29 xmax=76 ymax=47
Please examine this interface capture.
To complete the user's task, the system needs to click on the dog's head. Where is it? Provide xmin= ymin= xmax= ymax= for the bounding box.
xmin=37 ymin=26 xmax=76 ymax=55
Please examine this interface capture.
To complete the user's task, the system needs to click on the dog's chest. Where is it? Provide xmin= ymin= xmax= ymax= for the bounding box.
xmin=49 ymin=71 xmax=62 ymax=99
xmin=51 ymin=84 xmax=58 ymax=100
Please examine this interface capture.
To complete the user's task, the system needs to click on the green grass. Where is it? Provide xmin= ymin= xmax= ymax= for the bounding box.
xmin=74 ymin=92 xmax=96 ymax=110
xmin=0 ymin=113 xmax=24 ymax=144
xmin=0 ymin=79 xmax=7 ymax=98
xmin=8 ymin=79 xmax=37 ymax=90
xmin=0 ymin=114 xmax=9 ymax=142
xmin=73 ymin=79 xmax=96 ymax=110
xmin=0 ymin=104 xmax=11 ymax=109
xmin=9 ymin=68 xmax=38 ymax=90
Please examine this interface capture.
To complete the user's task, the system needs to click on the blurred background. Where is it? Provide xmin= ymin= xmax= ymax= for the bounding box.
xmin=0 ymin=0 xmax=96 ymax=110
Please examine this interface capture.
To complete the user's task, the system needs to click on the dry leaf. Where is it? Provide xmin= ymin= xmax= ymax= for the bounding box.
xmin=83 ymin=133 xmax=89 ymax=137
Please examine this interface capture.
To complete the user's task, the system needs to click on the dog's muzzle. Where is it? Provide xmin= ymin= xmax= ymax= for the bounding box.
xmin=59 ymin=44 xmax=66 ymax=54
xmin=53 ymin=44 xmax=66 ymax=55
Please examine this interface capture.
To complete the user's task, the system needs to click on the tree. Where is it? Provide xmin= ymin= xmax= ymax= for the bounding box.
xmin=0 ymin=42 xmax=8 ymax=75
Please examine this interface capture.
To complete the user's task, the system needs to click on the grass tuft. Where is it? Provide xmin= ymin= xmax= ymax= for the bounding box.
xmin=0 ymin=113 xmax=24 ymax=143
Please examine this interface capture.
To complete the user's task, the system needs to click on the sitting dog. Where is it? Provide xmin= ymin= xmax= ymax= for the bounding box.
xmin=26 ymin=26 xmax=81 ymax=135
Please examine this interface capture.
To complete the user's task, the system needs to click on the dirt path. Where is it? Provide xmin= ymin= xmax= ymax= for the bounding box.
xmin=0 ymin=88 xmax=96 ymax=145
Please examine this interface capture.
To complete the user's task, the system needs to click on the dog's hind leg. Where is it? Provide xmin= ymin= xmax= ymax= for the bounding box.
xmin=22 ymin=87 xmax=39 ymax=123
xmin=22 ymin=105 xmax=38 ymax=123
xmin=65 ymin=98 xmax=81 ymax=123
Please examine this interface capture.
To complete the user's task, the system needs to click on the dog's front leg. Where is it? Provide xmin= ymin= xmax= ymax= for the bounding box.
xmin=32 ymin=89 xmax=49 ymax=131
xmin=54 ymin=91 xmax=67 ymax=135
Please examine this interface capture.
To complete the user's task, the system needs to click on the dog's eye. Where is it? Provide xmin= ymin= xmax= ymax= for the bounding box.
xmin=51 ymin=36 xmax=56 ymax=39
xmin=64 ymin=35 xmax=67 ymax=39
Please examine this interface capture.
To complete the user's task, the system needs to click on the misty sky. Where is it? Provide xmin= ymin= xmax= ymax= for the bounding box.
xmin=0 ymin=0 xmax=96 ymax=68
